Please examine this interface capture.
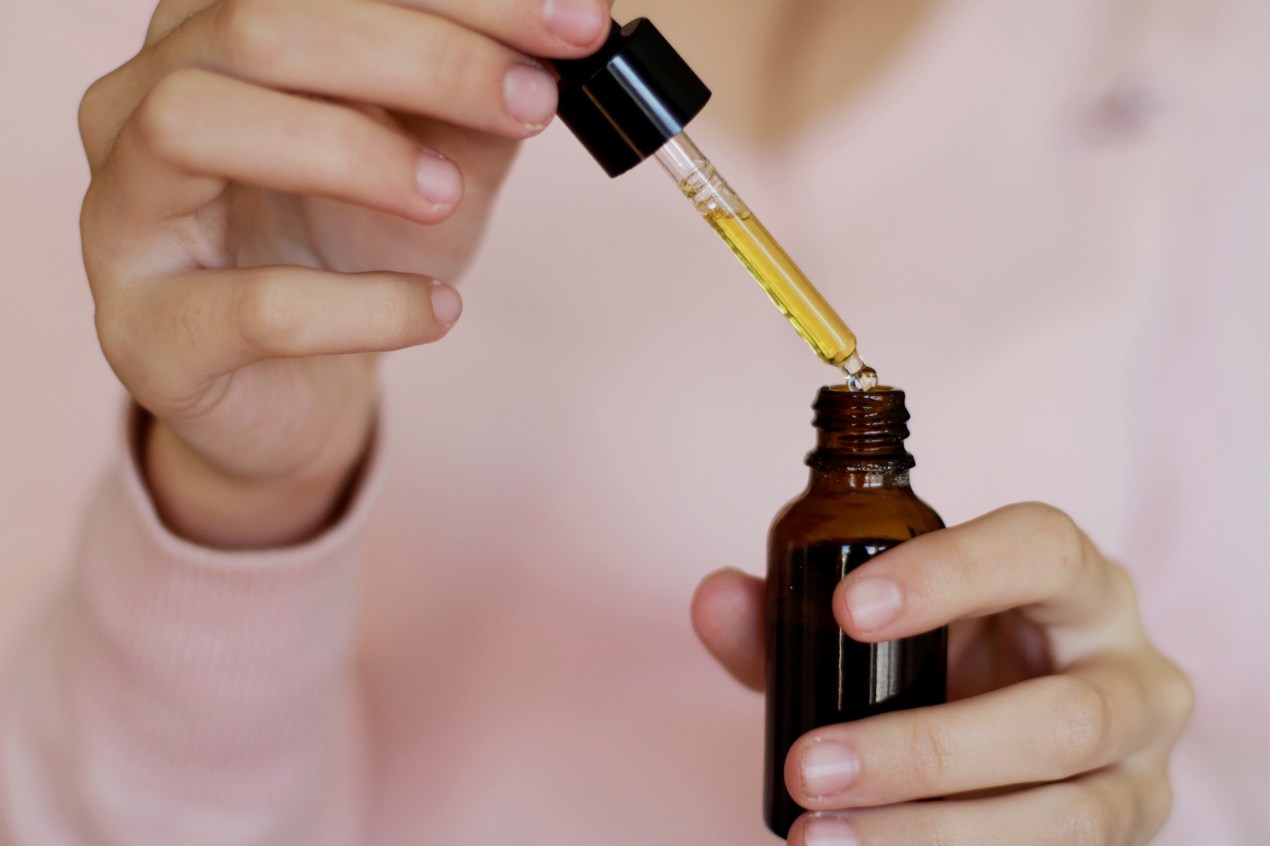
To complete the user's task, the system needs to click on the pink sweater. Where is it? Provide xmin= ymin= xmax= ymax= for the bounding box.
xmin=3 ymin=0 xmax=1268 ymax=842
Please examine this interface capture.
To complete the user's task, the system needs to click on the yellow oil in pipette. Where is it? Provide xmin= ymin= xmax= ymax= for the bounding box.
xmin=706 ymin=208 xmax=858 ymax=363
xmin=656 ymin=133 xmax=878 ymax=391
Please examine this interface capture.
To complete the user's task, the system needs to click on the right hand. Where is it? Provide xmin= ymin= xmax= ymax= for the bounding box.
xmin=79 ymin=0 xmax=611 ymax=547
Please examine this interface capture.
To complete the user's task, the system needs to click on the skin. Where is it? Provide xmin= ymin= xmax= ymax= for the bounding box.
xmin=78 ymin=0 xmax=1192 ymax=841
xmin=627 ymin=0 xmax=936 ymax=145
xmin=79 ymin=0 xmax=615 ymax=546
xmin=691 ymin=503 xmax=1193 ymax=845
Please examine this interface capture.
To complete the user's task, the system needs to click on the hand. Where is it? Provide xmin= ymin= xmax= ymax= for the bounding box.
xmin=78 ymin=0 xmax=611 ymax=547
xmin=692 ymin=503 xmax=1193 ymax=845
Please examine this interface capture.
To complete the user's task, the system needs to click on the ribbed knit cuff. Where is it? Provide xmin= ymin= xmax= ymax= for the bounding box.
xmin=65 ymin=405 xmax=385 ymax=820
xmin=78 ymin=404 xmax=385 ymax=677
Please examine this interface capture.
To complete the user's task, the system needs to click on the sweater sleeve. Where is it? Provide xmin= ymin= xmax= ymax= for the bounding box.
xmin=1136 ymin=3 xmax=1270 ymax=841
xmin=2 ymin=408 xmax=385 ymax=846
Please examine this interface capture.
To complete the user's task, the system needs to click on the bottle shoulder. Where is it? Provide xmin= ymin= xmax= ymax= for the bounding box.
xmin=769 ymin=484 xmax=944 ymax=548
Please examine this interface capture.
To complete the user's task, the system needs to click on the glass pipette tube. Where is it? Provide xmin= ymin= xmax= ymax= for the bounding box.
xmin=653 ymin=133 xmax=877 ymax=390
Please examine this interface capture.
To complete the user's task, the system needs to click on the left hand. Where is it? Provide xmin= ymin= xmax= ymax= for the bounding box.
xmin=692 ymin=502 xmax=1193 ymax=845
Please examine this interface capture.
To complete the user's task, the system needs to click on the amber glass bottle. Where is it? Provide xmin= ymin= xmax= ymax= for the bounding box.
xmin=764 ymin=386 xmax=946 ymax=838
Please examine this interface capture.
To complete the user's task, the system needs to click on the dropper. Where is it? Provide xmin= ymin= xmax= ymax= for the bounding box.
xmin=552 ymin=19 xmax=878 ymax=391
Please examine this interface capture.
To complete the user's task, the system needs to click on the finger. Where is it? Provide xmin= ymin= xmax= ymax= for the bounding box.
xmin=787 ymin=767 xmax=1172 ymax=846
xmin=169 ymin=0 xmax=559 ymax=137
xmin=784 ymin=660 xmax=1156 ymax=809
xmin=385 ymin=0 xmax=612 ymax=55
xmin=93 ymin=69 xmax=461 ymax=236
xmin=145 ymin=0 xmax=214 ymax=45
xmin=79 ymin=0 xmax=221 ymax=171
xmin=832 ymin=503 xmax=1142 ymax=650
xmin=691 ymin=568 xmax=766 ymax=692
xmin=99 ymin=265 xmax=461 ymax=400
xmin=83 ymin=0 xmax=567 ymax=172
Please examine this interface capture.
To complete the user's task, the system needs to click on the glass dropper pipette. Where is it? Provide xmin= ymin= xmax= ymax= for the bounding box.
xmin=552 ymin=18 xmax=877 ymax=389
xmin=653 ymin=132 xmax=877 ymax=390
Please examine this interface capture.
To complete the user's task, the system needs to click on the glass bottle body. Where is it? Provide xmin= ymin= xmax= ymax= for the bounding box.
xmin=764 ymin=389 xmax=946 ymax=838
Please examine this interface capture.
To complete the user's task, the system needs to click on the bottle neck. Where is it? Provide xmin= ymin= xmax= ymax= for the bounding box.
xmin=806 ymin=467 xmax=912 ymax=493
xmin=803 ymin=386 xmax=916 ymax=486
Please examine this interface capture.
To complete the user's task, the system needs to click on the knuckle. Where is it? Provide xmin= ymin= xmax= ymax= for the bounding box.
xmin=214 ymin=0 xmax=287 ymax=74
xmin=927 ymin=824 xmax=960 ymax=846
xmin=417 ymin=29 xmax=493 ymax=111
xmin=79 ymin=185 xmax=130 ymax=291
xmin=1121 ymin=782 xmax=1148 ymax=841
xmin=313 ymin=112 xmax=378 ymax=175
xmin=235 ymin=275 xmax=300 ymax=355
xmin=78 ymin=73 xmax=115 ymax=161
xmin=1161 ymin=662 xmax=1196 ymax=730
xmin=1066 ymin=784 xmax=1118 ymax=846
xmin=907 ymin=714 xmax=956 ymax=791
xmin=939 ymin=528 xmax=973 ymax=576
xmin=1019 ymin=501 xmax=1089 ymax=590
xmin=146 ymin=0 xmax=203 ymax=45
xmin=79 ymin=62 xmax=145 ymax=170
xmin=167 ymin=294 xmax=209 ymax=357
xmin=1103 ymin=562 xmax=1139 ymax=611
xmin=420 ymin=32 xmax=464 ymax=92
xmin=937 ymin=530 xmax=981 ymax=597
xmin=94 ymin=299 xmax=138 ymax=372
xmin=1050 ymin=507 xmax=1088 ymax=580
xmin=133 ymin=69 xmax=207 ymax=160
xmin=79 ymin=181 xmax=104 ymax=249
xmin=1049 ymin=676 xmax=1114 ymax=772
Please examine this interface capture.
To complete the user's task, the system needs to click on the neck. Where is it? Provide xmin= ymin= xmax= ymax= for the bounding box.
xmin=622 ymin=0 xmax=938 ymax=145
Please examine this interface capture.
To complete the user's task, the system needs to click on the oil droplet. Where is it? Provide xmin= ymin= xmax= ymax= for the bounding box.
xmin=844 ymin=365 xmax=879 ymax=392
xmin=841 ymin=351 xmax=879 ymax=392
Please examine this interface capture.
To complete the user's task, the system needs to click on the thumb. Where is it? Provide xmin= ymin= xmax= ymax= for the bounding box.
xmin=691 ymin=568 xmax=767 ymax=692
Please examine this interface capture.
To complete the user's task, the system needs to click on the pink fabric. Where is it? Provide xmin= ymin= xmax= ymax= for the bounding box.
xmin=3 ymin=0 xmax=1268 ymax=843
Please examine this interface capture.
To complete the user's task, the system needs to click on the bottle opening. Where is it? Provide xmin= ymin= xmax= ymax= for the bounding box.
xmin=807 ymin=386 xmax=915 ymax=472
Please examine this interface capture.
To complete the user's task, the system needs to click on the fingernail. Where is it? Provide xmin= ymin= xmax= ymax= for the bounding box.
xmin=504 ymin=64 xmax=557 ymax=130
xmin=846 ymin=577 xmax=902 ymax=632
xmin=543 ymin=0 xmax=606 ymax=47
xmin=430 ymin=283 xmax=462 ymax=326
xmin=803 ymin=813 xmax=858 ymax=846
xmin=801 ymin=739 xmax=859 ymax=798
xmin=415 ymin=151 xmax=462 ymax=208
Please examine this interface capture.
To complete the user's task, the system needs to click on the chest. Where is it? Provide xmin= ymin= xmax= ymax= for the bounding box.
xmin=355 ymin=2 xmax=1192 ymax=837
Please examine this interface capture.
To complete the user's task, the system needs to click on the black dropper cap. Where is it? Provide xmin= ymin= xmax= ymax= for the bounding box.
xmin=552 ymin=18 xmax=711 ymax=177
